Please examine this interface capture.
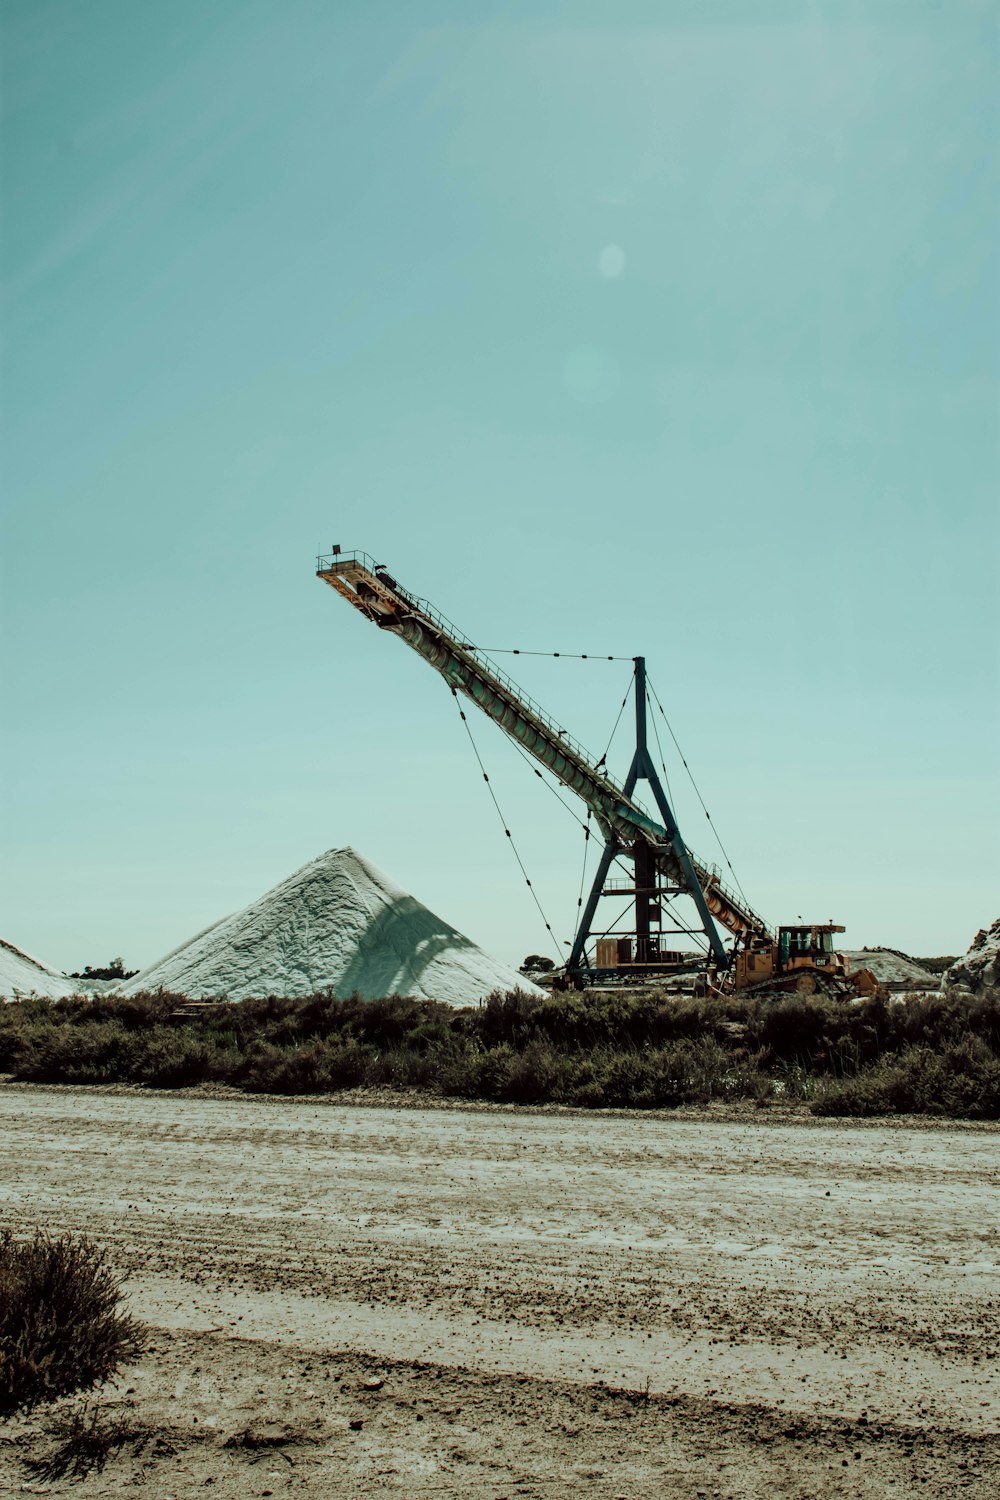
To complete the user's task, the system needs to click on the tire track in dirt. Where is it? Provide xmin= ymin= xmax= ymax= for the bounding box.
xmin=1 ymin=1085 xmax=998 ymax=1495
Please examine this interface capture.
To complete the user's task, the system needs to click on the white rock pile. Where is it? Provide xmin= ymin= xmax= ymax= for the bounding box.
xmin=943 ymin=919 xmax=1000 ymax=1002
xmin=121 ymin=846 xmax=540 ymax=1006
xmin=843 ymin=949 xmax=937 ymax=986
xmin=0 ymin=938 xmax=78 ymax=1001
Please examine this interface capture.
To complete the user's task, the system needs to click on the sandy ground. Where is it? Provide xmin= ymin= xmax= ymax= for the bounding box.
xmin=1 ymin=1086 xmax=998 ymax=1498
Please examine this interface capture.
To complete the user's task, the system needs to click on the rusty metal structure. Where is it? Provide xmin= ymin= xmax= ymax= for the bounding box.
xmin=317 ymin=548 xmax=869 ymax=995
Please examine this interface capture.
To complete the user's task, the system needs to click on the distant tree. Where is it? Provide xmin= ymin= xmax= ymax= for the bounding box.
xmin=69 ymin=958 xmax=138 ymax=981
xmin=916 ymin=956 xmax=960 ymax=976
xmin=520 ymin=954 xmax=555 ymax=973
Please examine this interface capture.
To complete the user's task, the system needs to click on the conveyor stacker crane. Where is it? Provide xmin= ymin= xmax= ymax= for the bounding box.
xmin=317 ymin=549 xmax=872 ymax=996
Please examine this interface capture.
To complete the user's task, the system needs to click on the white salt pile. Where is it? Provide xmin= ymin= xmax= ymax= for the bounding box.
xmin=0 ymin=938 xmax=77 ymax=1001
xmin=944 ymin=919 xmax=1000 ymax=1001
xmin=843 ymin=949 xmax=937 ymax=986
xmin=122 ymin=847 xmax=542 ymax=1006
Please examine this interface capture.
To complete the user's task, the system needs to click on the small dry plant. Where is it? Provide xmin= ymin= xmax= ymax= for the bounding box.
xmin=0 ymin=1228 xmax=145 ymax=1417
xmin=23 ymin=1400 xmax=148 ymax=1481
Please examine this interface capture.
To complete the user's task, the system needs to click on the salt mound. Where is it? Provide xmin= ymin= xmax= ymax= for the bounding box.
xmin=122 ymin=847 xmax=542 ymax=1006
xmin=0 ymin=938 xmax=78 ymax=1001
xmin=843 ymin=949 xmax=937 ymax=985
xmin=944 ymin=919 xmax=1000 ymax=1000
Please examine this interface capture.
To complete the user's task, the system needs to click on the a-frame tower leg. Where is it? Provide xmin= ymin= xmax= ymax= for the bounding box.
xmin=567 ymin=840 xmax=619 ymax=974
xmin=568 ymin=658 xmax=728 ymax=978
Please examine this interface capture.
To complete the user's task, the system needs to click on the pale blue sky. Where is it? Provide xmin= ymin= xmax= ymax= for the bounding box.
xmin=2 ymin=0 xmax=997 ymax=973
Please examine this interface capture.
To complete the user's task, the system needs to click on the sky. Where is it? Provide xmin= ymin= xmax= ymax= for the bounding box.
xmin=1 ymin=0 xmax=997 ymax=975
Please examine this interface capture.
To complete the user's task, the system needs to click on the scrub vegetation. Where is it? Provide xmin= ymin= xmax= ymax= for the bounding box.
xmin=1 ymin=989 xmax=998 ymax=1119
xmin=0 ymin=1230 xmax=143 ymax=1417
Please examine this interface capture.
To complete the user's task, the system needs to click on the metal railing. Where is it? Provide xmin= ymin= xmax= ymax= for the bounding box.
xmin=693 ymin=859 xmax=770 ymax=935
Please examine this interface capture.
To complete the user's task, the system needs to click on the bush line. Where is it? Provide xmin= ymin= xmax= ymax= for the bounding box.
xmin=1 ymin=989 xmax=998 ymax=1118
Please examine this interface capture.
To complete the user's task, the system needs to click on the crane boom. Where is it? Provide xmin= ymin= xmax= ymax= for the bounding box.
xmin=317 ymin=550 xmax=771 ymax=953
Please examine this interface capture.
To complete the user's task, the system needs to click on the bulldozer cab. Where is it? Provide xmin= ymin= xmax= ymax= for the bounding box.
xmin=778 ymin=923 xmax=846 ymax=967
xmin=727 ymin=923 xmax=860 ymax=995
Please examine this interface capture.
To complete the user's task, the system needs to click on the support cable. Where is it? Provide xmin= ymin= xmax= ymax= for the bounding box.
xmin=497 ymin=712 xmax=626 ymax=959
xmin=598 ymin=669 xmax=635 ymax=769
xmin=498 ymin=659 xmax=636 ymax=831
xmin=660 ymin=889 xmax=702 ymax=924
xmin=589 ymin=899 xmax=638 ymax=946
xmin=577 ymin=852 xmax=636 ymax=968
xmin=571 ymin=665 xmax=634 ymax=958
xmin=645 ymin=675 xmax=751 ymax=908
xmin=656 ymin=888 xmax=711 ymax=948
xmin=475 ymin=648 xmax=633 ymax=661
xmin=502 ymin=734 xmax=591 ymax=832
xmin=646 ymin=692 xmax=677 ymax=810
xmin=451 ymin=660 xmax=636 ymax=964
xmin=450 ymin=688 xmax=560 ymax=960
xmin=575 ymin=809 xmax=592 ymax=924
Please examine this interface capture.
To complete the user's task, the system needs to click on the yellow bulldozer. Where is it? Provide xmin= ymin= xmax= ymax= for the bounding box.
xmin=727 ymin=923 xmax=879 ymax=998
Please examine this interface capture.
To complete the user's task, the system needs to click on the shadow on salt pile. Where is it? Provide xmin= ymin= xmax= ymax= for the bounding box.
xmin=337 ymin=893 xmax=477 ymax=999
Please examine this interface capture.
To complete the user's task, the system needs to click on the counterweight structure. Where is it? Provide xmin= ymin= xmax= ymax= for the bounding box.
xmin=317 ymin=549 xmax=771 ymax=981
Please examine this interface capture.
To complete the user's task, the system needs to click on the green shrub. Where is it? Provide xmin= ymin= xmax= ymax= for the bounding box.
xmin=501 ymin=1039 xmax=567 ymax=1103
xmin=812 ymin=1038 xmax=1000 ymax=1119
xmin=11 ymin=1021 xmax=131 ymax=1084
xmin=239 ymin=1038 xmax=372 ymax=1093
xmin=440 ymin=1044 xmax=517 ymax=1100
xmin=124 ymin=1032 xmax=232 ymax=1088
xmin=2 ymin=989 xmax=997 ymax=1118
xmin=0 ymin=1231 xmax=144 ymax=1416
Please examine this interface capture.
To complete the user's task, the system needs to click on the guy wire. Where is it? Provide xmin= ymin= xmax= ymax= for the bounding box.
xmin=450 ymin=687 xmax=561 ymax=960
xmin=474 ymin=648 xmax=633 ymax=661
xmin=645 ymin=675 xmax=751 ymax=908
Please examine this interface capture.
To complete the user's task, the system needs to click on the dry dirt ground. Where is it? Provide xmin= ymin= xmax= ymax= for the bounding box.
xmin=1 ymin=1086 xmax=998 ymax=1499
